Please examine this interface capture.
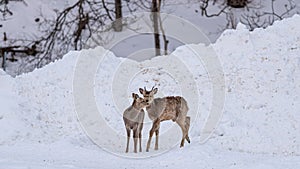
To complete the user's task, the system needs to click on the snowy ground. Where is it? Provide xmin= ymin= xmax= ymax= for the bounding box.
xmin=1 ymin=14 xmax=300 ymax=168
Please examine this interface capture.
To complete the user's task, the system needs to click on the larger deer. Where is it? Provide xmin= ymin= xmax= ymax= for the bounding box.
xmin=139 ymin=87 xmax=191 ymax=152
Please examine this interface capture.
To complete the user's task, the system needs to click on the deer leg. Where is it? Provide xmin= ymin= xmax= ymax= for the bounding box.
xmin=139 ymin=122 xmax=143 ymax=152
xmin=172 ymin=109 xmax=179 ymax=122
xmin=177 ymin=119 xmax=187 ymax=148
xmin=146 ymin=128 xmax=155 ymax=152
xmin=139 ymin=131 xmax=142 ymax=152
xmin=173 ymin=97 xmax=181 ymax=122
xmin=133 ymin=129 xmax=138 ymax=153
xmin=125 ymin=128 xmax=130 ymax=153
xmin=185 ymin=116 xmax=191 ymax=143
xmin=146 ymin=119 xmax=160 ymax=152
xmin=154 ymin=123 xmax=160 ymax=150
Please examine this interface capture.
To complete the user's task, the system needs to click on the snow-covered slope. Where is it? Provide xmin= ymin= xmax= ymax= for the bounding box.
xmin=211 ymin=17 xmax=300 ymax=155
xmin=0 ymin=15 xmax=300 ymax=168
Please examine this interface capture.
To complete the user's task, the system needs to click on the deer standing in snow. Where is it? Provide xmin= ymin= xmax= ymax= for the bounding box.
xmin=123 ymin=93 xmax=148 ymax=153
xmin=139 ymin=87 xmax=191 ymax=152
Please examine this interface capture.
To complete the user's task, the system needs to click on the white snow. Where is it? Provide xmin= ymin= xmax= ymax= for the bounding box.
xmin=1 ymin=14 xmax=300 ymax=168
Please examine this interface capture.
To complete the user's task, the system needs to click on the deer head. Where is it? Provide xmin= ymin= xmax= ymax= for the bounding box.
xmin=139 ymin=86 xmax=158 ymax=104
xmin=132 ymin=93 xmax=149 ymax=110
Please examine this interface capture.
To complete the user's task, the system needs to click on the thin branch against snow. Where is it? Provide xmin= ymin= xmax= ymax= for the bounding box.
xmin=240 ymin=0 xmax=296 ymax=30
xmin=0 ymin=0 xmax=27 ymax=20
xmin=2 ymin=0 xmax=118 ymax=70
xmin=199 ymin=0 xmax=297 ymax=31
xmin=200 ymin=0 xmax=229 ymax=17
xmin=1 ymin=0 xmax=159 ymax=72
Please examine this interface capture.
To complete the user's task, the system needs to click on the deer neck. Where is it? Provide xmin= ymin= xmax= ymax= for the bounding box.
xmin=146 ymin=99 xmax=158 ymax=110
xmin=125 ymin=106 xmax=140 ymax=121
xmin=132 ymin=101 xmax=143 ymax=112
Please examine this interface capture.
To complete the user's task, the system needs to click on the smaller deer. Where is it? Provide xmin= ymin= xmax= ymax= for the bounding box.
xmin=123 ymin=93 xmax=148 ymax=153
xmin=139 ymin=87 xmax=191 ymax=152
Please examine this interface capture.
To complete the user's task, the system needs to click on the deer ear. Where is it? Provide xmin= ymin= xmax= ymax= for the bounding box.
xmin=139 ymin=88 xmax=144 ymax=94
xmin=132 ymin=93 xmax=139 ymax=99
xmin=153 ymin=88 xmax=158 ymax=94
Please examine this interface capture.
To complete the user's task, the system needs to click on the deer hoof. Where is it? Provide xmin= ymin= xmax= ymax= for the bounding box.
xmin=186 ymin=137 xmax=191 ymax=143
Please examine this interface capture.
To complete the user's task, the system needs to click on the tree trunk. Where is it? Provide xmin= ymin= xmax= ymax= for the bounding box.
xmin=152 ymin=0 xmax=160 ymax=56
xmin=113 ymin=0 xmax=122 ymax=32
xmin=1 ymin=50 xmax=6 ymax=71
xmin=227 ymin=0 xmax=248 ymax=8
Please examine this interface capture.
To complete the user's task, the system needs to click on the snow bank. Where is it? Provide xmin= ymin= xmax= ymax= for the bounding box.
xmin=212 ymin=15 xmax=300 ymax=155
xmin=0 ymin=14 xmax=300 ymax=162
xmin=13 ymin=51 xmax=93 ymax=146
xmin=0 ymin=69 xmax=28 ymax=145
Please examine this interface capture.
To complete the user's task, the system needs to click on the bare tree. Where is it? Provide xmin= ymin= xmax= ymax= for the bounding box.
xmin=1 ymin=0 xmax=171 ymax=73
xmin=0 ymin=0 xmax=174 ymax=73
xmin=200 ymin=0 xmax=296 ymax=30
xmin=1 ymin=0 xmax=124 ymax=73
xmin=152 ymin=0 xmax=161 ymax=56
xmin=113 ymin=0 xmax=122 ymax=31
xmin=151 ymin=0 xmax=169 ymax=56
xmin=0 ymin=0 xmax=29 ymax=71
xmin=227 ymin=0 xmax=248 ymax=8
xmin=240 ymin=0 xmax=296 ymax=30
xmin=0 ymin=0 xmax=26 ymax=20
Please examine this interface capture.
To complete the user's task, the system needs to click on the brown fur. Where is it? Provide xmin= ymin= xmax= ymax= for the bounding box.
xmin=139 ymin=87 xmax=191 ymax=152
xmin=123 ymin=93 xmax=148 ymax=153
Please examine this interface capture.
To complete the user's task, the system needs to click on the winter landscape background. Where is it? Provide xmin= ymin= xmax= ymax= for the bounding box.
xmin=1 ymin=0 xmax=300 ymax=75
xmin=1 ymin=0 xmax=300 ymax=169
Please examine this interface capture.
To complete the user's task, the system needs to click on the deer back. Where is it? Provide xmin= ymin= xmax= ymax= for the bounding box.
xmin=146 ymin=96 xmax=188 ymax=121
